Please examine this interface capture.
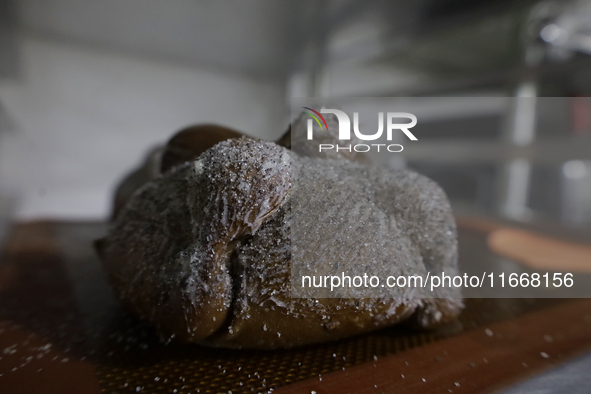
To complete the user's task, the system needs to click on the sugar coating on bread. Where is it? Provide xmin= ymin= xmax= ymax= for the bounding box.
xmin=98 ymin=137 xmax=462 ymax=348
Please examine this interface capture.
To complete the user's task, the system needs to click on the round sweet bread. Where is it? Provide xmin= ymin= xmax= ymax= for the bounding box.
xmin=97 ymin=137 xmax=463 ymax=348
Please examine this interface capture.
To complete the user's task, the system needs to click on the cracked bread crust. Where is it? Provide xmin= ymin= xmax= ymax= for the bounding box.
xmin=97 ymin=137 xmax=463 ymax=348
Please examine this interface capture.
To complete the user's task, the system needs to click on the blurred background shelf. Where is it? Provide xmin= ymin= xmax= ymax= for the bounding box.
xmin=1 ymin=0 xmax=591 ymax=233
xmin=403 ymin=139 xmax=591 ymax=164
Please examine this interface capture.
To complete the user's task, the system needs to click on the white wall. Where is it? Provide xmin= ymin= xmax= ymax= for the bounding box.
xmin=18 ymin=0 xmax=298 ymax=77
xmin=0 ymin=36 xmax=287 ymax=219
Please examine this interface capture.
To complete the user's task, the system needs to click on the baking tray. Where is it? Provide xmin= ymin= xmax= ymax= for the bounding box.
xmin=0 ymin=220 xmax=589 ymax=393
